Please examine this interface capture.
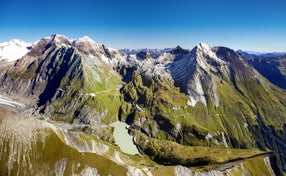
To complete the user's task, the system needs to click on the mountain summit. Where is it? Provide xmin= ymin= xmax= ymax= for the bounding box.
xmin=0 ymin=34 xmax=124 ymax=125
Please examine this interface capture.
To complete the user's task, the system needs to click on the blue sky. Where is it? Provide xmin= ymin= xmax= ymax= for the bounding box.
xmin=1 ymin=0 xmax=286 ymax=51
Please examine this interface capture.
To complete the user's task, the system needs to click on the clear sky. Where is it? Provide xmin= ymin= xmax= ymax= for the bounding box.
xmin=1 ymin=0 xmax=286 ymax=51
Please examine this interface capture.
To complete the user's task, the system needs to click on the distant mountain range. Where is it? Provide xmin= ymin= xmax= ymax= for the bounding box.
xmin=0 ymin=39 xmax=31 ymax=62
xmin=0 ymin=35 xmax=285 ymax=175
xmin=237 ymin=50 xmax=286 ymax=57
xmin=120 ymin=48 xmax=173 ymax=58
xmin=237 ymin=50 xmax=286 ymax=89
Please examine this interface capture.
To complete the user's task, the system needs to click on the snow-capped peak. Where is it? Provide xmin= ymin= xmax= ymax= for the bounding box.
xmin=76 ymin=36 xmax=94 ymax=42
xmin=50 ymin=34 xmax=68 ymax=40
xmin=73 ymin=35 xmax=98 ymax=45
xmin=48 ymin=34 xmax=71 ymax=46
xmin=71 ymin=35 xmax=102 ymax=49
xmin=196 ymin=42 xmax=227 ymax=64
xmin=0 ymin=39 xmax=30 ymax=48
xmin=197 ymin=42 xmax=212 ymax=51
xmin=0 ymin=39 xmax=31 ymax=62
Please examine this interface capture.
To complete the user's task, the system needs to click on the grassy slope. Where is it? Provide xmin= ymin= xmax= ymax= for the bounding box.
xmin=0 ymin=108 xmax=128 ymax=176
xmin=0 ymin=108 xmax=278 ymax=176
xmin=81 ymin=60 xmax=122 ymax=124
xmin=134 ymin=130 xmax=279 ymax=176
xmin=0 ymin=130 xmax=128 ymax=176
xmin=120 ymin=69 xmax=286 ymax=173
xmin=35 ymin=49 xmax=123 ymax=125
xmin=133 ymin=130 xmax=262 ymax=166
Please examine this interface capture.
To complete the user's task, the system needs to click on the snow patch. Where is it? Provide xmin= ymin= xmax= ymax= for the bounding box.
xmin=49 ymin=34 xmax=69 ymax=43
xmin=264 ymin=157 xmax=276 ymax=176
xmin=74 ymin=35 xmax=96 ymax=44
xmin=174 ymin=165 xmax=192 ymax=176
xmin=187 ymin=98 xmax=197 ymax=107
xmin=198 ymin=42 xmax=227 ymax=64
xmin=127 ymin=167 xmax=146 ymax=176
xmin=195 ymin=76 xmax=206 ymax=105
xmin=173 ymin=106 xmax=182 ymax=110
xmin=0 ymin=95 xmax=24 ymax=108
xmin=89 ymin=93 xmax=96 ymax=97
xmin=0 ymin=39 xmax=31 ymax=62
xmin=136 ymin=104 xmax=144 ymax=112
xmin=205 ymin=132 xmax=213 ymax=140
xmin=112 ymin=151 xmax=125 ymax=165
xmin=100 ymin=53 xmax=111 ymax=64
xmin=55 ymin=158 xmax=67 ymax=176
xmin=187 ymin=75 xmax=207 ymax=107
xmin=79 ymin=167 xmax=99 ymax=176
xmin=221 ymin=131 xmax=229 ymax=148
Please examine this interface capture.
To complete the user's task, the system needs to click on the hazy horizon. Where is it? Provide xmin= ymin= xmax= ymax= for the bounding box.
xmin=1 ymin=0 xmax=286 ymax=52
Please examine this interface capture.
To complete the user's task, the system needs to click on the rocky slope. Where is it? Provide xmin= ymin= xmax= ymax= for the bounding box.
xmin=0 ymin=35 xmax=285 ymax=175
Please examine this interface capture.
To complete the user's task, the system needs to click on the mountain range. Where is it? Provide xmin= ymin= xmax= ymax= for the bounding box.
xmin=0 ymin=34 xmax=285 ymax=176
xmin=120 ymin=48 xmax=173 ymax=58
xmin=0 ymin=39 xmax=31 ymax=62
xmin=237 ymin=50 xmax=286 ymax=90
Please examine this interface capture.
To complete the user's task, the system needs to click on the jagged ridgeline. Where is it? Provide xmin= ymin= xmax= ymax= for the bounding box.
xmin=0 ymin=34 xmax=285 ymax=175
xmin=119 ymin=44 xmax=286 ymax=173
xmin=0 ymin=35 xmax=123 ymax=125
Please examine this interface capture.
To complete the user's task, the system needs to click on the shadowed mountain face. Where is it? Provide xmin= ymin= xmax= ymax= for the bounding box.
xmin=37 ymin=47 xmax=83 ymax=106
xmin=0 ymin=34 xmax=123 ymax=124
xmin=0 ymin=35 xmax=285 ymax=175
xmin=237 ymin=50 xmax=286 ymax=90
xmin=248 ymin=55 xmax=286 ymax=90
